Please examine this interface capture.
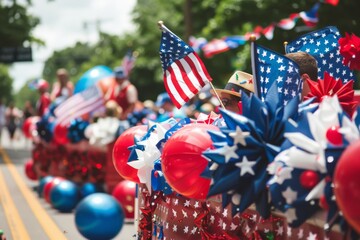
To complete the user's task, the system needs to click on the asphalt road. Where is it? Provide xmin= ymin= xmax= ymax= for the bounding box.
xmin=0 ymin=128 xmax=137 ymax=240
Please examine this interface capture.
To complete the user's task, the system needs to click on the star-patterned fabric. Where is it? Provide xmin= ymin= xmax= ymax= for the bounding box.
xmin=251 ymin=43 xmax=302 ymax=105
xmin=136 ymin=186 xmax=344 ymax=239
xmin=286 ymin=26 xmax=354 ymax=83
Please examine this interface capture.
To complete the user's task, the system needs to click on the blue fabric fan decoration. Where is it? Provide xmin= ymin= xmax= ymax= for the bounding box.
xmin=203 ymin=82 xmax=300 ymax=218
xmin=268 ymin=96 xmax=360 ymax=229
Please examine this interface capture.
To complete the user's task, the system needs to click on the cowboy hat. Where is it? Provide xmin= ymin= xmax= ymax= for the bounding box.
xmin=212 ymin=71 xmax=254 ymax=98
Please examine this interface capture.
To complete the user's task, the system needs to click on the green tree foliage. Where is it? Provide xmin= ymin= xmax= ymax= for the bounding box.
xmin=20 ymin=0 xmax=360 ymax=104
xmin=0 ymin=65 xmax=14 ymax=104
xmin=0 ymin=1 xmax=41 ymax=47
xmin=0 ymin=0 xmax=41 ymax=108
xmin=42 ymin=42 xmax=95 ymax=85
xmin=15 ymin=79 xmax=38 ymax=109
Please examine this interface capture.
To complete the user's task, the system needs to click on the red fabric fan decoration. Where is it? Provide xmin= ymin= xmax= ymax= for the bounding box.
xmin=304 ymin=72 xmax=357 ymax=116
xmin=339 ymin=32 xmax=360 ymax=71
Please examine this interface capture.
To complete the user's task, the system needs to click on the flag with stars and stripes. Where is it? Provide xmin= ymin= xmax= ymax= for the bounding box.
xmin=159 ymin=24 xmax=212 ymax=109
xmin=285 ymin=26 xmax=354 ymax=83
xmin=121 ymin=50 xmax=136 ymax=77
xmin=251 ymin=42 xmax=303 ymax=105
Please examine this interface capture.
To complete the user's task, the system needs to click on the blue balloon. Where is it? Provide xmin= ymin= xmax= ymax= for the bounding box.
xmin=80 ymin=182 xmax=103 ymax=198
xmin=38 ymin=176 xmax=54 ymax=198
xmin=75 ymin=193 xmax=124 ymax=240
xmin=50 ymin=180 xmax=80 ymax=212
xmin=74 ymin=65 xmax=113 ymax=94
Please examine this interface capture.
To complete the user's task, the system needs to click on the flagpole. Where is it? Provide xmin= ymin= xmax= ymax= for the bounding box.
xmin=283 ymin=41 xmax=288 ymax=53
xmin=157 ymin=20 xmax=226 ymax=109
xmin=249 ymin=34 xmax=259 ymax=98
xmin=208 ymin=81 xmax=225 ymax=109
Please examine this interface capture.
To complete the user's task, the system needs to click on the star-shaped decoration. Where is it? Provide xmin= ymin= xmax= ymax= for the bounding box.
xmin=285 ymin=208 xmax=298 ymax=224
xmin=282 ymin=187 xmax=298 ymax=204
xmin=307 ymin=232 xmax=317 ymax=240
xmin=275 ymin=226 xmax=284 ymax=236
xmin=216 ymin=144 xmax=239 ymax=163
xmin=228 ymin=126 xmax=250 ymax=146
xmin=235 ymin=156 xmax=257 ymax=176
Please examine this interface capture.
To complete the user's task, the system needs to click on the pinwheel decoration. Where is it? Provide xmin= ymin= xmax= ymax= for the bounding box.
xmin=127 ymin=118 xmax=179 ymax=193
xmin=304 ymin=72 xmax=357 ymax=117
xmin=203 ymin=82 xmax=300 ymax=218
xmin=268 ymin=96 xmax=360 ymax=230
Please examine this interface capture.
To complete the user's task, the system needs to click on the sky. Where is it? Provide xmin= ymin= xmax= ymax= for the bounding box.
xmin=9 ymin=0 xmax=137 ymax=92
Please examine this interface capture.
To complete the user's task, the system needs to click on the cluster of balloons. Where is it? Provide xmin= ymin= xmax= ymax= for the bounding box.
xmin=112 ymin=120 xmax=360 ymax=235
xmin=112 ymin=123 xmax=218 ymax=200
xmin=36 ymin=175 xmax=132 ymax=239
xmin=22 ymin=65 xmax=118 ymax=146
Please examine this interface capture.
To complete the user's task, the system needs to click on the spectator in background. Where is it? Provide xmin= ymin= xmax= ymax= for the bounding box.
xmin=5 ymin=102 xmax=21 ymax=144
xmin=105 ymin=66 xmax=138 ymax=120
xmin=50 ymin=68 xmax=74 ymax=102
xmin=36 ymin=79 xmax=51 ymax=117
xmin=23 ymin=100 xmax=35 ymax=120
xmin=211 ymin=71 xmax=254 ymax=114
xmin=155 ymin=92 xmax=187 ymax=122
xmin=285 ymin=51 xmax=318 ymax=100
xmin=0 ymin=99 xmax=6 ymax=144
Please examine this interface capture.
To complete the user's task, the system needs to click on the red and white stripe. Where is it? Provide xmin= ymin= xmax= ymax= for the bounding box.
xmin=277 ymin=13 xmax=299 ymax=30
xmin=202 ymin=39 xmax=230 ymax=58
xmin=163 ymin=52 xmax=212 ymax=108
xmin=122 ymin=54 xmax=135 ymax=76
xmin=262 ymin=24 xmax=275 ymax=40
xmin=55 ymin=86 xmax=104 ymax=126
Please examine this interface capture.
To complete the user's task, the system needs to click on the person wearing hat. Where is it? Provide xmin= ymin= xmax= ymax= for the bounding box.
xmin=105 ymin=66 xmax=138 ymax=120
xmin=212 ymin=71 xmax=254 ymax=113
xmin=36 ymin=79 xmax=51 ymax=117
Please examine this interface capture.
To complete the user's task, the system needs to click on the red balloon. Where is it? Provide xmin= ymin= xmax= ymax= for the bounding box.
xmin=299 ymin=170 xmax=320 ymax=189
xmin=112 ymin=180 xmax=136 ymax=219
xmin=113 ymin=125 xmax=148 ymax=183
xmin=22 ymin=116 xmax=40 ymax=139
xmin=326 ymin=125 xmax=343 ymax=146
xmin=162 ymin=123 xmax=219 ymax=200
xmin=24 ymin=159 xmax=38 ymax=181
xmin=43 ymin=177 xmax=64 ymax=203
xmin=334 ymin=139 xmax=360 ymax=233
xmin=53 ymin=124 xmax=69 ymax=145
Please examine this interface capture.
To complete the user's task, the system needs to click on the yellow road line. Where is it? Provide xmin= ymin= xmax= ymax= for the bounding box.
xmin=0 ymin=149 xmax=67 ymax=240
xmin=0 ymin=167 xmax=31 ymax=240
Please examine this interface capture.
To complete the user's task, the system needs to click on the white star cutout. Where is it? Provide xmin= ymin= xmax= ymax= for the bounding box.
xmin=307 ymin=232 xmax=317 ymax=240
xmin=217 ymin=145 xmax=239 ymax=162
xmin=282 ymin=187 xmax=298 ymax=204
xmin=229 ymin=126 xmax=250 ymax=146
xmin=235 ymin=156 xmax=256 ymax=176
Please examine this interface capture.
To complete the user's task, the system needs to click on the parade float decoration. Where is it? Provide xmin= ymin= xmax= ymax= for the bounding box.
xmin=23 ymin=22 xmax=360 ymax=239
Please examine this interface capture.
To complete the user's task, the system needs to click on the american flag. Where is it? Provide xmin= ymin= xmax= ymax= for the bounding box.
xmin=122 ymin=50 xmax=136 ymax=77
xmin=285 ymin=26 xmax=354 ymax=83
xmin=251 ymin=43 xmax=303 ymax=105
xmin=54 ymin=85 xmax=104 ymax=126
xmin=159 ymin=24 xmax=212 ymax=108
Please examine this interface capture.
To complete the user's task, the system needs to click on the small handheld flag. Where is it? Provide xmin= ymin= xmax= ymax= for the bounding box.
xmin=158 ymin=21 xmax=213 ymax=109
